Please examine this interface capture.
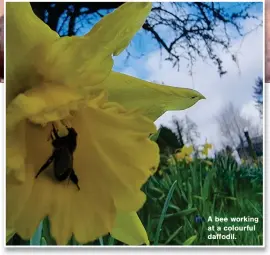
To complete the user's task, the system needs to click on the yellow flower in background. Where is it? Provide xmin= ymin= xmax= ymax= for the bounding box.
xmin=202 ymin=142 xmax=213 ymax=156
xmin=175 ymin=145 xmax=194 ymax=163
xmin=6 ymin=2 xmax=204 ymax=245
xmin=185 ymin=156 xmax=193 ymax=164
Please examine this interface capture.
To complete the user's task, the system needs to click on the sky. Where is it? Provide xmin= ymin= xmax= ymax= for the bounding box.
xmin=56 ymin=2 xmax=263 ymax=152
xmin=112 ymin=2 xmax=263 ymax=151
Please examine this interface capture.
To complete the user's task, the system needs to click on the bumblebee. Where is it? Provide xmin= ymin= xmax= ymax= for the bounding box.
xmin=35 ymin=124 xmax=80 ymax=190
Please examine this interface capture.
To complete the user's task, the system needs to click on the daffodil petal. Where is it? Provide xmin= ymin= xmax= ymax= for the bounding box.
xmin=6 ymin=83 xmax=101 ymax=131
xmin=7 ymin=97 xmax=157 ymax=245
xmin=7 ymin=121 xmax=116 ymax=245
xmin=181 ymin=145 xmax=193 ymax=155
xmin=6 ymin=164 xmax=34 ymax=230
xmin=111 ymin=212 xmax=149 ymax=245
xmin=6 ymin=82 xmax=75 ymax=181
xmin=176 ymin=152 xmax=184 ymax=160
xmin=7 ymin=121 xmax=27 ymax=181
xmin=70 ymin=100 xmax=159 ymax=212
xmin=86 ymin=2 xmax=152 ymax=56
xmin=6 ymin=2 xmax=59 ymax=103
xmin=6 ymin=228 xmax=16 ymax=243
xmin=34 ymin=3 xmax=151 ymax=89
xmin=100 ymin=72 xmax=205 ymax=121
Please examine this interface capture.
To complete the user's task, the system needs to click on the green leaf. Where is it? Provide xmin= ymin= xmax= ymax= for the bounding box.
xmin=30 ymin=220 xmax=43 ymax=245
xmin=154 ymin=180 xmax=178 ymax=245
xmin=42 ymin=217 xmax=57 ymax=245
xmin=183 ymin=235 xmax=197 ymax=245
xmin=41 ymin=237 xmax=47 ymax=245
xmin=165 ymin=226 xmax=183 ymax=245
xmin=163 ymin=208 xmax=198 ymax=220
xmin=99 ymin=237 xmax=104 ymax=245
xmin=67 ymin=235 xmax=79 ymax=245
xmin=224 ymin=196 xmax=237 ymax=201
xmin=107 ymin=235 xmax=115 ymax=245
xmin=149 ymin=129 xmax=161 ymax=142
xmin=202 ymin=171 xmax=213 ymax=201
xmin=193 ymin=195 xmax=204 ymax=200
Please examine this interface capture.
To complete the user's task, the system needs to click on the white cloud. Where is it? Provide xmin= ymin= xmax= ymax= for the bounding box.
xmin=144 ymin=19 xmax=263 ymax=150
xmin=240 ymin=100 xmax=260 ymax=121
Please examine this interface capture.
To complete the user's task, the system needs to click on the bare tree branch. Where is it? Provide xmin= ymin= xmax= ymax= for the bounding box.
xmin=30 ymin=2 xmax=262 ymax=76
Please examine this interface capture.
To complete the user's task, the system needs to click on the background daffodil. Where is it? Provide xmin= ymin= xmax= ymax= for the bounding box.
xmin=175 ymin=145 xmax=194 ymax=163
xmin=6 ymin=2 xmax=204 ymax=245
xmin=202 ymin=142 xmax=213 ymax=156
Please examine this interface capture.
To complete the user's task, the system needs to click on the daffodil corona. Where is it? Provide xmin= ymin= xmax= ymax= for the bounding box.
xmin=6 ymin=2 xmax=204 ymax=245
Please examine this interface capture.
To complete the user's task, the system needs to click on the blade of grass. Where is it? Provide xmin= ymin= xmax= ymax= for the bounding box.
xmin=162 ymin=208 xmax=198 ymax=220
xmin=30 ymin=221 xmax=43 ymax=245
xmin=154 ymin=180 xmax=177 ymax=245
xmin=183 ymin=235 xmax=197 ymax=245
xmin=164 ymin=226 xmax=183 ymax=245
xmin=42 ymin=217 xmax=57 ymax=245
xmin=107 ymin=235 xmax=115 ymax=245
xmin=99 ymin=237 xmax=104 ymax=245
xmin=41 ymin=237 xmax=47 ymax=245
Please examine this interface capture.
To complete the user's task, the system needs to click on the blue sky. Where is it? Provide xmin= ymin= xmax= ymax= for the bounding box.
xmin=115 ymin=2 xmax=263 ymax=151
xmin=55 ymin=2 xmax=263 ymax=81
xmin=55 ymin=2 xmax=263 ymax=151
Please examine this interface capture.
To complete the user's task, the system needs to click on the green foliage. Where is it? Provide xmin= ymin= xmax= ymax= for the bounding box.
xmin=138 ymin=155 xmax=263 ymax=245
xmin=7 ymin=153 xmax=263 ymax=246
xmin=149 ymin=129 xmax=161 ymax=142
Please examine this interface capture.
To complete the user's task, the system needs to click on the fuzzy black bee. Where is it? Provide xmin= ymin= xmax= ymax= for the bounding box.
xmin=35 ymin=124 xmax=80 ymax=190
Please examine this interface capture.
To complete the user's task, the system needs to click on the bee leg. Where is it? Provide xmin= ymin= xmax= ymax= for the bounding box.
xmin=52 ymin=123 xmax=60 ymax=139
xmin=35 ymin=154 xmax=55 ymax=178
xmin=69 ymin=169 xmax=80 ymax=191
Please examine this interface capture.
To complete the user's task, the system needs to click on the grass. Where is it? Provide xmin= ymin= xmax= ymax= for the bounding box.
xmin=137 ymin=154 xmax=263 ymax=245
xmin=7 ymin=153 xmax=263 ymax=246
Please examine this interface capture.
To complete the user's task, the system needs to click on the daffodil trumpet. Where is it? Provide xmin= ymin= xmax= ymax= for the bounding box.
xmin=6 ymin=2 xmax=204 ymax=245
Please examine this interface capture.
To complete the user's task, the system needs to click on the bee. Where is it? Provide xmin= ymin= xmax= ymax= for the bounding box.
xmin=35 ymin=124 xmax=80 ymax=190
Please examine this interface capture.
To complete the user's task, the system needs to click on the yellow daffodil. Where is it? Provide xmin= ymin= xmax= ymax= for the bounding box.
xmin=185 ymin=156 xmax=193 ymax=164
xmin=202 ymin=142 xmax=213 ymax=156
xmin=6 ymin=2 xmax=204 ymax=245
xmin=176 ymin=145 xmax=194 ymax=156
xmin=175 ymin=145 xmax=194 ymax=163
